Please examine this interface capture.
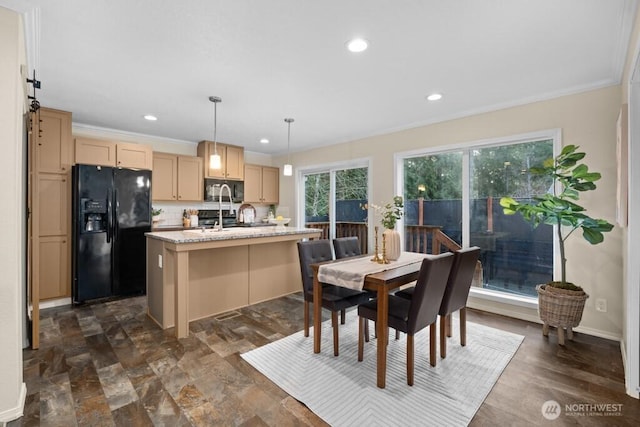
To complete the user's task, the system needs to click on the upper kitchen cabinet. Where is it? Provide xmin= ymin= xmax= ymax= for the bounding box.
xmin=244 ymin=164 xmax=279 ymax=204
xmin=152 ymin=152 xmax=203 ymax=202
xmin=116 ymin=141 xmax=153 ymax=169
xmin=34 ymin=108 xmax=72 ymax=173
xmin=75 ymin=137 xmax=152 ymax=169
xmin=197 ymin=141 xmax=244 ymax=180
xmin=75 ymin=137 xmax=116 ymax=166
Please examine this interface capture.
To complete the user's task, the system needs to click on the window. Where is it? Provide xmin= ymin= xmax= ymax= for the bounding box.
xmin=400 ymin=131 xmax=557 ymax=299
xmin=301 ymin=162 xmax=369 ymax=252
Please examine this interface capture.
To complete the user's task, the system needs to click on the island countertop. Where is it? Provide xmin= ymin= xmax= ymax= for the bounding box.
xmin=145 ymin=226 xmax=321 ymax=244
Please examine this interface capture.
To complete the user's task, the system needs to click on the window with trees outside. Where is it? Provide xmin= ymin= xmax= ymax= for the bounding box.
xmin=402 ymin=135 xmax=555 ymax=298
xmin=302 ymin=165 xmax=369 ymax=254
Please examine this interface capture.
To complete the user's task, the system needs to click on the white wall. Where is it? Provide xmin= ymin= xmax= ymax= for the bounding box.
xmin=619 ymin=4 xmax=640 ymax=398
xmin=278 ymin=86 xmax=624 ymax=340
xmin=0 ymin=6 xmax=27 ymax=422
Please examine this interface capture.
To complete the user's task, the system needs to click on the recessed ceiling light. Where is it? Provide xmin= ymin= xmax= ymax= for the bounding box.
xmin=426 ymin=93 xmax=442 ymax=101
xmin=346 ymin=38 xmax=368 ymax=53
xmin=260 ymin=138 xmax=269 ymax=144
xmin=144 ymin=114 xmax=158 ymax=121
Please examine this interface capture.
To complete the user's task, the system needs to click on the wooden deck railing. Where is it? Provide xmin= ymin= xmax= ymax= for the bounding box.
xmin=404 ymin=225 xmax=461 ymax=254
xmin=305 ymin=221 xmax=481 ymax=286
xmin=305 ymin=222 xmax=369 ymax=254
xmin=304 ymin=222 xmax=462 ymax=255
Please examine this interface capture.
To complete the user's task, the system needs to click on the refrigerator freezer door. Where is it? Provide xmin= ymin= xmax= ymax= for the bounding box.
xmin=112 ymin=168 xmax=151 ymax=297
xmin=74 ymin=232 xmax=112 ymax=302
xmin=72 ymin=165 xmax=113 ymax=303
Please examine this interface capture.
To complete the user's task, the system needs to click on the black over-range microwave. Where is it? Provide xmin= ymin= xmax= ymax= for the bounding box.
xmin=204 ymin=178 xmax=244 ymax=203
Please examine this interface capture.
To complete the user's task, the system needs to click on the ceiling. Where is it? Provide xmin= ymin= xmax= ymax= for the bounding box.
xmin=1 ymin=0 xmax=636 ymax=155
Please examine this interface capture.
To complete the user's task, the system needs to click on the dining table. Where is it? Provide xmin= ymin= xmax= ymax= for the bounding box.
xmin=311 ymin=252 xmax=431 ymax=389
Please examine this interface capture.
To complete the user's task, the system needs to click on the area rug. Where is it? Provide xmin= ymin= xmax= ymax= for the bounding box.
xmin=241 ymin=311 xmax=524 ymax=427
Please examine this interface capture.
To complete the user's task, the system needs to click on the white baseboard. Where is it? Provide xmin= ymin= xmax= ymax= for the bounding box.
xmin=572 ymin=324 xmax=621 ymax=342
xmin=467 ymin=299 xmax=542 ymax=324
xmin=0 ymin=382 xmax=26 ymax=423
xmin=39 ymin=297 xmax=72 ymax=310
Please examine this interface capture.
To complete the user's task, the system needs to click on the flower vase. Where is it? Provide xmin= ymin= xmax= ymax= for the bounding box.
xmin=383 ymin=228 xmax=401 ymax=261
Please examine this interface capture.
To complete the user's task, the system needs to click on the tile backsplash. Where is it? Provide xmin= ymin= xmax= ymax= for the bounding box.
xmin=152 ymin=202 xmax=275 ymax=226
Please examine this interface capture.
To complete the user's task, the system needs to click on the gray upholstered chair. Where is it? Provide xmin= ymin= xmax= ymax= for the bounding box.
xmin=395 ymin=247 xmax=481 ymax=359
xmin=357 ymin=252 xmax=454 ymax=385
xmin=436 ymin=247 xmax=481 ymax=358
xmin=297 ymin=240 xmax=371 ymax=356
xmin=333 ymin=236 xmax=362 ymax=259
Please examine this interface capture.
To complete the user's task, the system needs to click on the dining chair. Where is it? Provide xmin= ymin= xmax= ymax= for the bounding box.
xmin=333 ymin=236 xmax=361 ymax=259
xmin=437 ymin=246 xmax=481 ymax=358
xmin=357 ymin=252 xmax=454 ymax=386
xmin=395 ymin=247 xmax=481 ymax=359
xmin=332 ymin=236 xmax=367 ymax=323
xmin=297 ymin=240 xmax=371 ymax=356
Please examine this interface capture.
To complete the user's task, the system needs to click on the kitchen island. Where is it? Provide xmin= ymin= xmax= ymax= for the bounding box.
xmin=146 ymin=226 xmax=321 ymax=338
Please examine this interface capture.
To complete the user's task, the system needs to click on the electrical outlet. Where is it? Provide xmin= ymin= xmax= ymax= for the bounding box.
xmin=595 ymin=298 xmax=607 ymax=313
xmin=158 ymin=254 xmax=163 ymax=268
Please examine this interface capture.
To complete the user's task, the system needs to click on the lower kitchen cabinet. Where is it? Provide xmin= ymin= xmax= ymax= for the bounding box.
xmin=37 ymin=236 xmax=70 ymax=300
xmin=244 ymin=164 xmax=279 ymax=204
xmin=33 ymin=172 xmax=70 ymax=301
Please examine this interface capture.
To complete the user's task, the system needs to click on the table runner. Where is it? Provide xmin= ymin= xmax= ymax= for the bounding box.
xmin=318 ymin=251 xmax=429 ymax=290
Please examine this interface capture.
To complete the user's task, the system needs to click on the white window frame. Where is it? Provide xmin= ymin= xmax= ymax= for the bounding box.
xmin=296 ymin=158 xmax=372 ymax=241
xmin=395 ymin=129 xmax=561 ymax=308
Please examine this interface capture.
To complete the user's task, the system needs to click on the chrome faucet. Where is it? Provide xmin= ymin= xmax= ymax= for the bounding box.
xmin=218 ymin=183 xmax=233 ymax=229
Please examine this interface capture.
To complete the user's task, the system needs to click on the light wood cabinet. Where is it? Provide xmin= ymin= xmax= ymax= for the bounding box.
xmin=75 ymin=137 xmax=117 ymax=166
xmin=197 ymin=141 xmax=244 ymax=180
xmin=116 ymin=142 xmax=153 ymax=169
xmin=37 ymin=173 xmax=69 ymax=236
xmin=29 ymin=107 xmax=73 ymax=309
xmin=38 ymin=236 xmax=69 ymax=300
xmin=177 ymin=156 xmax=203 ymax=201
xmin=152 ymin=152 xmax=203 ymax=202
xmin=75 ymin=137 xmax=152 ymax=169
xmin=244 ymin=164 xmax=279 ymax=204
xmin=35 ymin=108 xmax=72 ymax=173
xmin=152 ymin=153 xmax=177 ymax=200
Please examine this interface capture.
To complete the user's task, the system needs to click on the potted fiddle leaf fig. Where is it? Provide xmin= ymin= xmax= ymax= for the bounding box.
xmin=500 ymin=145 xmax=613 ymax=344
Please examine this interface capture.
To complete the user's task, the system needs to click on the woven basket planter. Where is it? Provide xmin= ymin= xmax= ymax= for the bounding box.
xmin=537 ymin=284 xmax=589 ymax=328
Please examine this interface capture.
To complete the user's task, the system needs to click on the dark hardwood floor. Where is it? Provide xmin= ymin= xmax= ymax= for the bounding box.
xmin=10 ymin=293 xmax=640 ymax=426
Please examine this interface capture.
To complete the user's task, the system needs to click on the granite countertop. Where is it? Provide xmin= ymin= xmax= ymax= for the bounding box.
xmin=151 ymin=223 xmax=278 ymax=232
xmin=145 ymin=226 xmax=321 ymax=244
xmin=151 ymin=224 xmax=188 ymax=232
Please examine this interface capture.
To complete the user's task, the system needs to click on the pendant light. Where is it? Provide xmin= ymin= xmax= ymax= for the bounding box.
xmin=209 ymin=96 xmax=222 ymax=170
xmin=283 ymin=118 xmax=294 ymax=176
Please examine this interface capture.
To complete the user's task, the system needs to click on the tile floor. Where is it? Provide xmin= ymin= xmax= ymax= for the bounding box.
xmin=10 ymin=293 xmax=640 ymax=426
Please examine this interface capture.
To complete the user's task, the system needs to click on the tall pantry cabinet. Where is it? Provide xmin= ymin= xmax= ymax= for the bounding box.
xmin=28 ymin=107 xmax=72 ymax=348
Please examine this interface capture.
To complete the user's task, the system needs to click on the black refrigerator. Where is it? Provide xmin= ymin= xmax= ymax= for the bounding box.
xmin=72 ymin=164 xmax=151 ymax=303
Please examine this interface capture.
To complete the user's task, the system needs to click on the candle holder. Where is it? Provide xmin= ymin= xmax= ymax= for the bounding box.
xmin=371 ymin=226 xmax=383 ymax=263
xmin=381 ymin=230 xmax=390 ymax=264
